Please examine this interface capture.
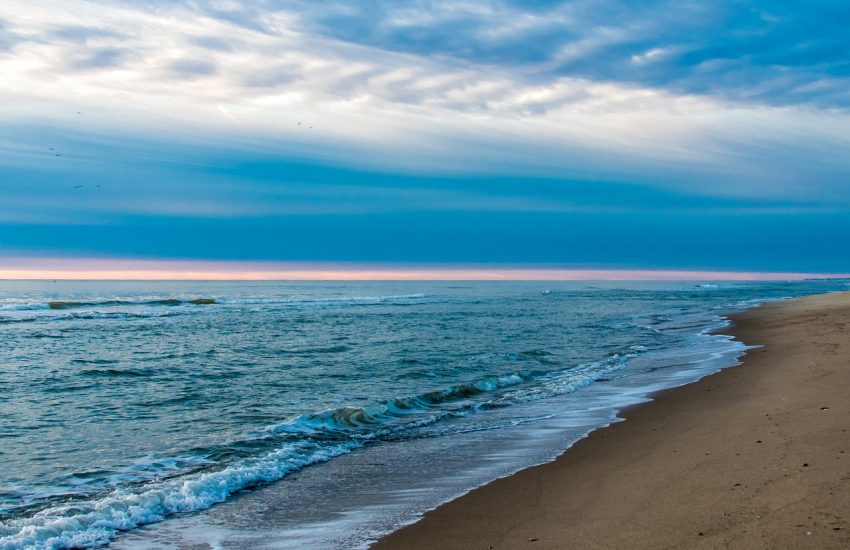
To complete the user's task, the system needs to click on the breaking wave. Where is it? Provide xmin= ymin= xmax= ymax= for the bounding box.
xmin=47 ymin=298 xmax=217 ymax=310
xmin=0 ymin=352 xmax=633 ymax=549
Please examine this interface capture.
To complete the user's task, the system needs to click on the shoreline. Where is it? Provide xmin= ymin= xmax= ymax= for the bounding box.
xmin=375 ymin=291 xmax=850 ymax=549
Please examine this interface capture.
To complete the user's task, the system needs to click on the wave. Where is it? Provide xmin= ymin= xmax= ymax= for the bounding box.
xmin=262 ymin=354 xmax=637 ymax=444
xmin=0 ymin=311 xmax=181 ymax=323
xmin=70 ymin=359 xmax=118 ymax=365
xmin=0 ymin=316 xmax=36 ymax=324
xmin=47 ymin=298 xmax=217 ymax=310
xmin=63 ymin=311 xmax=184 ymax=321
xmin=277 ymin=345 xmax=351 ymax=355
xmin=0 ymin=352 xmax=635 ymax=549
xmin=0 ymin=294 xmax=426 ymax=318
xmin=216 ymin=293 xmax=428 ymax=306
xmin=0 ymin=441 xmax=358 ymax=550
xmin=79 ymin=368 xmax=152 ymax=378
xmin=268 ymin=372 xmax=534 ymax=439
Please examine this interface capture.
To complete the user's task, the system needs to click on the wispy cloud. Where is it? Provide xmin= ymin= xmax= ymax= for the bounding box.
xmin=1 ymin=1 xmax=849 ymax=269
xmin=290 ymin=0 xmax=850 ymax=107
xmin=1 ymin=0 xmax=848 ymax=201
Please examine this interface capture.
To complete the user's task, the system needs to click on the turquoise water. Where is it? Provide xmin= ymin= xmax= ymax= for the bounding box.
xmin=0 ymin=279 xmax=846 ymax=549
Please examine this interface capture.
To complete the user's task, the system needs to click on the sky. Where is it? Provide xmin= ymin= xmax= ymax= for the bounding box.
xmin=1 ymin=0 xmax=849 ymax=276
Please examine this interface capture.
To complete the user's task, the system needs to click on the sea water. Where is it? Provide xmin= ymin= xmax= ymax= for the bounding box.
xmin=0 ymin=279 xmax=846 ymax=549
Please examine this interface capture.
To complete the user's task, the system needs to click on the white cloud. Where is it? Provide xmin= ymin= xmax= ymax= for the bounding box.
xmin=0 ymin=0 xmax=849 ymax=202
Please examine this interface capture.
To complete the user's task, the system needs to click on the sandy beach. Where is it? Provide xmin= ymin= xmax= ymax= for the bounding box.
xmin=375 ymin=291 xmax=850 ymax=549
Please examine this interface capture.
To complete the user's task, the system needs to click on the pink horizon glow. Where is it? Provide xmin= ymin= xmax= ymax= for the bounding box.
xmin=0 ymin=258 xmax=847 ymax=281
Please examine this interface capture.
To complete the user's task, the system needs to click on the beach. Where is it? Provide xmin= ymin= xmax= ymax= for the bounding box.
xmin=376 ymin=291 xmax=850 ymax=549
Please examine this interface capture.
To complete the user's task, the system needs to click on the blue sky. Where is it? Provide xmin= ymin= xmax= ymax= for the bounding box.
xmin=1 ymin=0 xmax=849 ymax=272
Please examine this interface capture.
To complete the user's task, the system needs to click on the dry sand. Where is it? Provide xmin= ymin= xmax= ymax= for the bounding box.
xmin=375 ymin=291 xmax=850 ymax=549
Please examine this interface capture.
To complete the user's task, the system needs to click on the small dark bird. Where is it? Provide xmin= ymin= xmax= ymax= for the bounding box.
xmin=49 ymin=147 xmax=54 ymax=151
xmin=55 ymin=154 xmax=61 ymax=157
xmin=73 ymin=185 xmax=83 ymax=189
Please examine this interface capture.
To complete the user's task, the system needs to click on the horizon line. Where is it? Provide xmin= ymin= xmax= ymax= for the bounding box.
xmin=0 ymin=259 xmax=847 ymax=281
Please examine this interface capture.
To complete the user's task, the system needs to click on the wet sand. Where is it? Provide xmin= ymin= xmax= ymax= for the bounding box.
xmin=375 ymin=291 xmax=850 ymax=549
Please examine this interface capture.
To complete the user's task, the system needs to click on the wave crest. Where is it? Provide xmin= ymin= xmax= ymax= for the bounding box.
xmin=47 ymin=298 xmax=217 ymax=310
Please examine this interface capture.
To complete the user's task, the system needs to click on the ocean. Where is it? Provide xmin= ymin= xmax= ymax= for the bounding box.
xmin=0 ymin=279 xmax=847 ymax=549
